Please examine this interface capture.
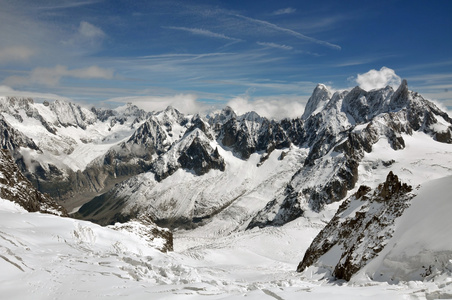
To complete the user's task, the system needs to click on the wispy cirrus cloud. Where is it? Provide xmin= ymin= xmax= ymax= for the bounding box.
xmin=257 ymin=42 xmax=293 ymax=51
xmin=108 ymin=93 xmax=209 ymax=114
xmin=63 ymin=21 xmax=106 ymax=50
xmin=35 ymin=0 xmax=102 ymax=10
xmin=164 ymin=26 xmax=242 ymax=42
xmin=272 ymin=7 xmax=296 ymax=15
xmin=4 ymin=65 xmax=114 ymax=87
xmin=233 ymin=14 xmax=341 ymax=50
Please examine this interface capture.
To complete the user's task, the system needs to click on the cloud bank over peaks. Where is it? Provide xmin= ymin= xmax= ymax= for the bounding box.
xmin=226 ymin=95 xmax=305 ymax=120
xmin=356 ymin=67 xmax=401 ymax=91
xmin=109 ymin=94 xmax=209 ymax=115
xmin=0 ymin=85 xmax=72 ymax=101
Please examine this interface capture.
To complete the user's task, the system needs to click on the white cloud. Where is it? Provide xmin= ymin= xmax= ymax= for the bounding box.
xmin=108 ymin=94 xmax=209 ymax=115
xmin=226 ymin=95 xmax=305 ymax=120
xmin=78 ymin=21 xmax=105 ymax=39
xmin=63 ymin=21 xmax=106 ymax=50
xmin=3 ymin=65 xmax=114 ymax=87
xmin=257 ymin=42 xmax=293 ymax=50
xmin=272 ymin=7 xmax=296 ymax=15
xmin=0 ymin=46 xmax=34 ymax=63
xmin=355 ymin=67 xmax=401 ymax=91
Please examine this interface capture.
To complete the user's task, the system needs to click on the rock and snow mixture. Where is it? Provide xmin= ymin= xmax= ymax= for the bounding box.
xmin=0 ymin=81 xmax=451 ymax=299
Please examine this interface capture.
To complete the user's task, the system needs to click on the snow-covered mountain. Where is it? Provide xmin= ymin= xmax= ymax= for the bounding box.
xmin=1 ymin=80 xmax=452 ymax=299
xmin=0 ymin=97 xmax=150 ymax=206
xmin=73 ymin=80 xmax=452 ymax=233
xmin=249 ymin=80 xmax=452 ymax=227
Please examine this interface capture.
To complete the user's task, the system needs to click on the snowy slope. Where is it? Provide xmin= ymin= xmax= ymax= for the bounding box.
xmin=1 ymin=197 xmax=449 ymax=300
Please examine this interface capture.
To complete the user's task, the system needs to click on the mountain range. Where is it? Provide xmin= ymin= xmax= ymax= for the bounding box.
xmin=0 ymin=80 xmax=451 ymax=293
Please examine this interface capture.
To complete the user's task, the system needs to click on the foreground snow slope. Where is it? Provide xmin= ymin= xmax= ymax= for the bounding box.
xmin=1 ymin=197 xmax=450 ymax=299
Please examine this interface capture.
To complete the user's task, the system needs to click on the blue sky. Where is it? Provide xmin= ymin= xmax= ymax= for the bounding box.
xmin=0 ymin=0 xmax=451 ymax=117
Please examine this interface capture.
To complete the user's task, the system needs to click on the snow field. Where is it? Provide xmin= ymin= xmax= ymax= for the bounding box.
xmin=2 ymin=196 xmax=446 ymax=299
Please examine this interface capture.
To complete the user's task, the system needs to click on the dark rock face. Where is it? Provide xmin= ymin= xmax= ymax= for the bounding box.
xmin=0 ymin=149 xmax=67 ymax=216
xmin=0 ymin=115 xmax=39 ymax=155
xmin=296 ymin=172 xmax=413 ymax=281
xmin=247 ymin=184 xmax=303 ymax=228
xmin=213 ymin=109 xmax=303 ymax=160
xmin=178 ymin=137 xmax=225 ymax=176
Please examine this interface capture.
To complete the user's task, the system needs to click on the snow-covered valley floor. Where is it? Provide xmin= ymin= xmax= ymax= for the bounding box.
xmin=1 ymin=197 xmax=450 ymax=300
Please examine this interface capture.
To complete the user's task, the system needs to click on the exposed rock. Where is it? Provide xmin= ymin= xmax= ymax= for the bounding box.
xmin=0 ymin=149 xmax=67 ymax=216
xmin=178 ymin=137 xmax=225 ymax=176
xmin=108 ymin=215 xmax=173 ymax=253
xmin=247 ymin=184 xmax=303 ymax=228
xmin=296 ymin=172 xmax=413 ymax=281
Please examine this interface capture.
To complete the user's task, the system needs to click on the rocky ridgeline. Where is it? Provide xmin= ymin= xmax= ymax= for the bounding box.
xmin=0 ymin=149 xmax=68 ymax=216
xmin=247 ymin=80 xmax=452 ymax=228
xmin=296 ymin=172 xmax=414 ymax=281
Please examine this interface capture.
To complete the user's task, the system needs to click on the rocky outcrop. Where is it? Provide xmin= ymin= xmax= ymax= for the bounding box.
xmin=108 ymin=215 xmax=173 ymax=253
xmin=213 ymin=108 xmax=302 ymax=160
xmin=178 ymin=137 xmax=225 ymax=176
xmin=151 ymin=127 xmax=225 ymax=181
xmin=296 ymin=172 xmax=413 ymax=281
xmin=0 ymin=149 xmax=67 ymax=216
xmin=0 ymin=114 xmax=40 ymax=155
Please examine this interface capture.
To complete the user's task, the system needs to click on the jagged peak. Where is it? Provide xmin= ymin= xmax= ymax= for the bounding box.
xmin=240 ymin=111 xmax=262 ymax=122
xmin=162 ymin=105 xmax=183 ymax=118
xmin=390 ymin=79 xmax=410 ymax=109
xmin=164 ymin=105 xmax=177 ymax=112
xmin=208 ymin=106 xmax=237 ymax=126
xmin=302 ymin=83 xmax=333 ymax=120
xmin=221 ymin=106 xmax=236 ymax=117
